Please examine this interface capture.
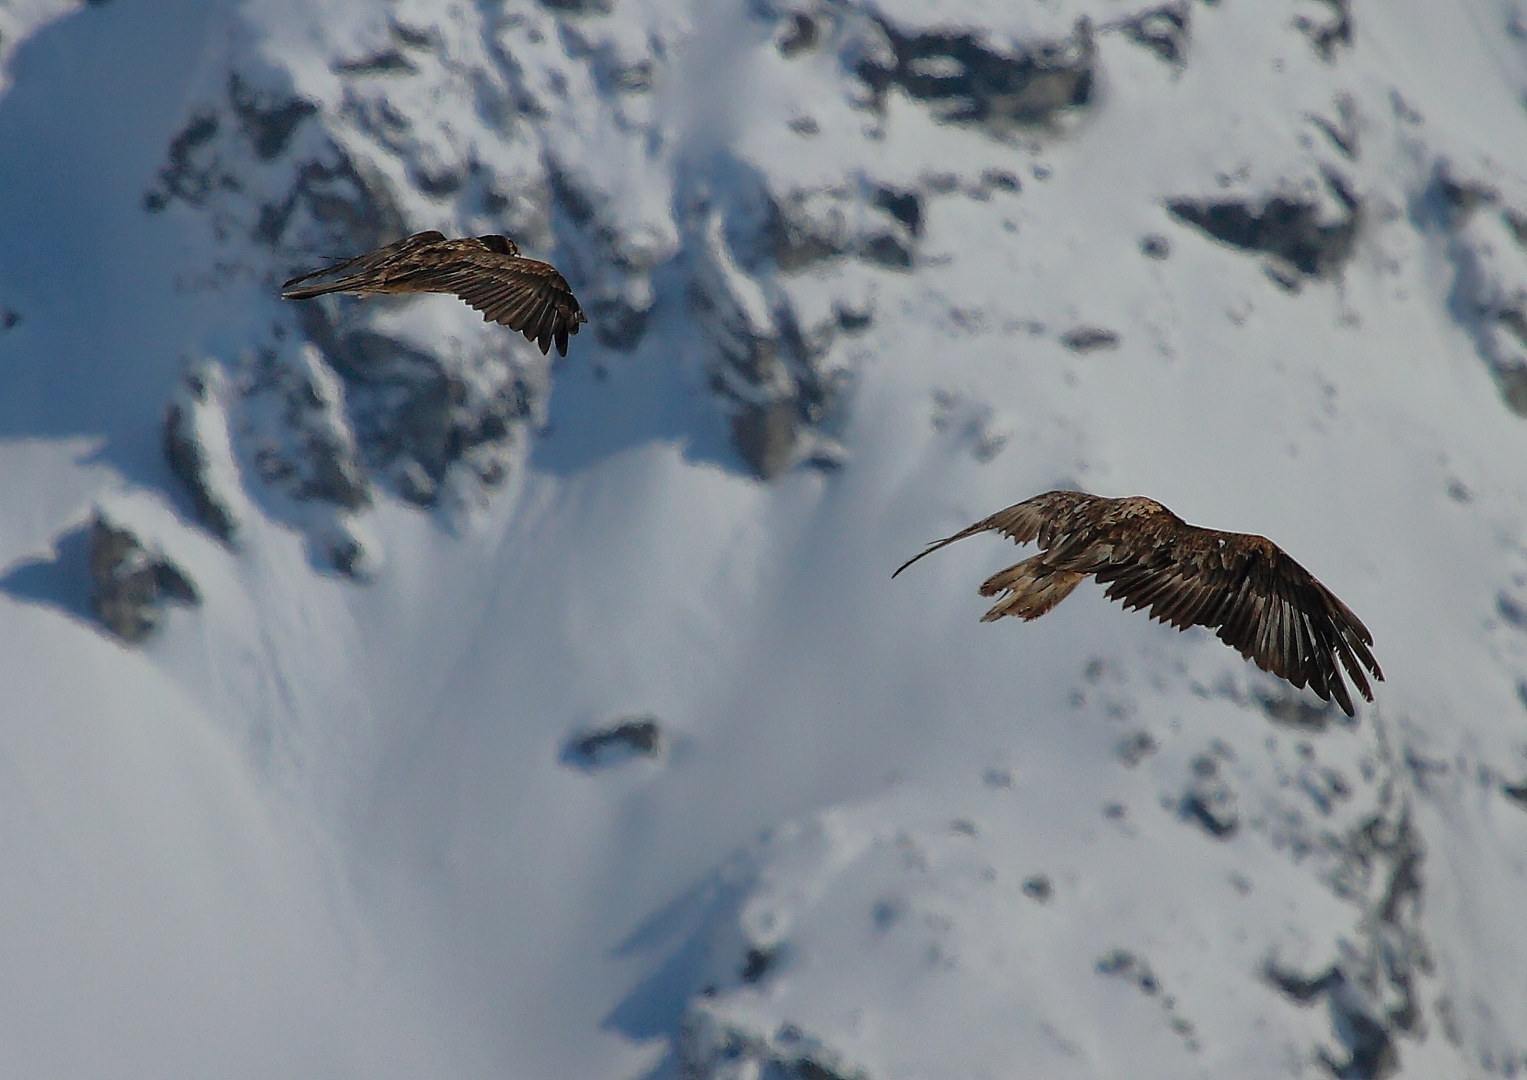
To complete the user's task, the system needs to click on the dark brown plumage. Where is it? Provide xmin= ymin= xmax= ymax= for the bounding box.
xmin=893 ymin=490 xmax=1383 ymax=716
xmin=281 ymin=231 xmax=587 ymax=356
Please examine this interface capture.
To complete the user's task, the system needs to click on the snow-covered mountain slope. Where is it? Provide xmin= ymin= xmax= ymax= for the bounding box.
xmin=1 ymin=0 xmax=1526 ymax=1076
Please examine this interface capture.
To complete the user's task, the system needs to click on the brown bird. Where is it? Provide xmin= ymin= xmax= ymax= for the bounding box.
xmin=282 ymin=231 xmax=587 ymax=356
xmin=893 ymin=490 xmax=1383 ymax=716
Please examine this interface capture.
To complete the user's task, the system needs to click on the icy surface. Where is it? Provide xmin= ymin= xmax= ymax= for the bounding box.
xmin=1 ymin=0 xmax=1526 ymax=1077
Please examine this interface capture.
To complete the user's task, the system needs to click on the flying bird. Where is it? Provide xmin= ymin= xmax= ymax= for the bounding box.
xmin=893 ymin=490 xmax=1382 ymax=716
xmin=282 ymin=231 xmax=587 ymax=356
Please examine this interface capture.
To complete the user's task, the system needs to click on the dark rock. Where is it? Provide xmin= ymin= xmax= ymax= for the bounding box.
xmin=1116 ymin=730 xmax=1158 ymax=766
xmin=1501 ymin=781 xmax=1527 ymax=809
xmin=1096 ymin=949 xmax=1160 ymax=995
xmin=289 ymin=303 xmax=532 ymax=505
xmin=764 ymin=189 xmax=854 ymax=271
xmin=163 ymin=369 xmax=239 ymax=544
xmin=733 ymin=397 xmax=799 ymax=479
xmin=539 ymin=0 xmax=615 ymax=13
xmin=143 ymin=112 xmax=238 ymax=213
xmin=1266 ymin=963 xmax=1398 ymax=1080
xmin=983 ymin=766 xmax=1013 ymax=788
xmin=1310 ymin=93 xmax=1359 ymax=160
xmin=1498 ymin=591 xmax=1527 ymax=629
xmin=740 ymin=946 xmax=779 ymax=984
xmin=1180 ymin=753 xmax=1239 ymax=838
xmin=390 ymin=20 xmax=437 ymax=48
xmin=873 ymin=186 xmax=923 ymax=238
xmin=228 ymin=73 xmax=317 ymax=161
xmin=246 ymin=345 xmax=372 ymax=511
xmin=857 ymin=16 xmax=1095 ymax=135
xmin=860 ymin=231 xmax=913 ymax=269
xmin=89 ymin=514 xmax=200 ymax=644
xmin=1059 ymin=326 xmax=1120 ymax=353
xmin=1119 ymin=3 xmax=1191 ymax=66
xmin=835 ymin=300 xmax=872 ymax=333
xmin=253 ymin=146 xmax=406 ymax=253
xmin=564 ymin=716 xmax=663 ymax=768
xmin=1295 ymin=0 xmax=1353 ymax=61
xmin=332 ymin=49 xmax=418 ymax=76
xmin=326 ymin=533 xmax=367 ymax=578
xmin=548 ymin=164 xmax=598 ymax=226
xmin=1167 ymin=170 xmax=1360 ymax=279
xmin=591 ymin=295 xmax=651 ymax=351
xmin=1021 ymin=874 xmax=1053 ymax=902
xmin=1140 ymin=233 xmax=1171 ymax=259
xmin=981 ymin=167 xmax=1021 ymax=193
xmin=778 ymin=12 xmax=821 ymax=58
xmin=1253 ymin=682 xmax=1342 ymax=731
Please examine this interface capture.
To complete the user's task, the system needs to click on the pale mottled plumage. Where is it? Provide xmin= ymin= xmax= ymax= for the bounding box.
xmin=282 ymin=231 xmax=586 ymax=356
xmin=894 ymin=490 xmax=1383 ymax=716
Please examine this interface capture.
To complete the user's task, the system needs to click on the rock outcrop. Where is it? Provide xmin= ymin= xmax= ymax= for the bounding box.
xmin=88 ymin=513 xmax=200 ymax=643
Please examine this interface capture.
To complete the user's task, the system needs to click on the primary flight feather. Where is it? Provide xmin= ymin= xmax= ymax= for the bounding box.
xmin=894 ymin=490 xmax=1383 ymax=716
xmin=282 ymin=231 xmax=587 ymax=357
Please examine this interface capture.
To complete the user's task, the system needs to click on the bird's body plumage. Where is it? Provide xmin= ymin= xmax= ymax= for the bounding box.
xmin=281 ymin=231 xmax=586 ymax=356
xmin=894 ymin=490 xmax=1383 ymax=716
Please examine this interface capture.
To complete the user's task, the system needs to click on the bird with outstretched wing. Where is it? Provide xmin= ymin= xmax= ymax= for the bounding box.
xmin=894 ymin=490 xmax=1383 ymax=716
xmin=282 ymin=231 xmax=587 ymax=357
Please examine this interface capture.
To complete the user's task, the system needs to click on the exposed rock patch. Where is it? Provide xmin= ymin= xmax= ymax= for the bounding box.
xmin=1427 ymin=161 xmax=1527 ymax=419
xmin=1168 ymin=169 xmax=1361 ymax=281
xmin=1059 ymin=325 xmax=1120 ymax=353
xmin=1114 ymin=3 xmax=1190 ymax=67
xmin=855 ymin=15 xmax=1096 ymax=137
xmin=563 ymin=715 xmax=663 ymax=769
xmin=163 ymin=363 xmax=240 ymax=544
xmin=243 ymin=343 xmax=371 ymax=511
xmin=1179 ymin=749 xmax=1239 ymax=838
xmin=1295 ymin=0 xmax=1353 ymax=61
xmin=681 ymin=1008 xmax=868 ymax=1080
xmin=89 ymin=513 xmax=200 ymax=643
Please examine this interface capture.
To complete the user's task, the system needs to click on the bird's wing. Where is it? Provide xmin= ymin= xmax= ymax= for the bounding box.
xmin=424 ymin=250 xmax=588 ymax=356
xmin=891 ymin=489 xmax=1100 ymax=578
xmin=281 ymin=231 xmax=449 ymax=293
xmin=1069 ymin=523 xmax=1383 ymax=717
xmin=281 ymin=234 xmax=587 ymax=356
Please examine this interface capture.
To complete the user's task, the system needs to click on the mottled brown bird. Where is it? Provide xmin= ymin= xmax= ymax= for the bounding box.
xmin=893 ymin=490 xmax=1383 ymax=716
xmin=282 ymin=231 xmax=586 ymax=356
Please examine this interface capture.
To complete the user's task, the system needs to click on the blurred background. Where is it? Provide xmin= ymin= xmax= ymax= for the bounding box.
xmin=0 ymin=0 xmax=1524 ymax=1076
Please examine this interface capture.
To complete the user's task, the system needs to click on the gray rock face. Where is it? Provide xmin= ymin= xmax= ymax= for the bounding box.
xmin=294 ymin=305 xmax=535 ymax=506
xmin=244 ymin=344 xmax=371 ymax=511
xmin=1295 ymin=0 xmax=1353 ymax=61
xmin=145 ymin=60 xmax=535 ymax=535
xmin=1168 ymin=169 xmax=1361 ymax=282
xmin=163 ymin=365 xmax=239 ymax=544
xmin=1427 ymin=161 xmax=1527 ymax=419
xmin=563 ymin=716 xmax=663 ymax=769
xmin=1116 ymin=3 xmax=1190 ymax=67
xmin=89 ymin=514 xmax=200 ymax=644
xmin=1059 ymin=325 xmax=1120 ymax=353
xmin=855 ymin=15 xmax=1096 ymax=136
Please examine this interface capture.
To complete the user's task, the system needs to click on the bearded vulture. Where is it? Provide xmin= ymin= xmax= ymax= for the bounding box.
xmin=282 ymin=231 xmax=586 ymax=356
xmin=894 ymin=490 xmax=1383 ymax=716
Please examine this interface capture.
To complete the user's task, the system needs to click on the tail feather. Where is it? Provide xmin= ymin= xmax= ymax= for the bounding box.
xmin=978 ymin=555 xmax=1085 ymax=621
xmin=280 ymin=278 xmax=355 ymax=300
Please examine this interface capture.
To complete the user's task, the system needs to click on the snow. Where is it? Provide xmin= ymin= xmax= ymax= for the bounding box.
xmin=0 ymin=0 xmax=1526 ymax=1077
